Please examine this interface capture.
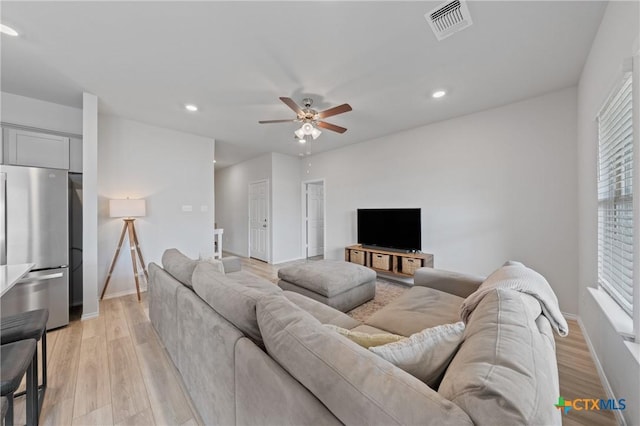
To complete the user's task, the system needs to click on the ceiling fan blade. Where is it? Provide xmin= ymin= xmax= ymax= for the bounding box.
xmin=258 ymin=119 xmax=297 ymax=124
xmin=279 ymin=97 xmax=304 ymax=115
xmin=316 ymin=121 xmax=347 ymax=134
xmin=316 ymin=103 xmax=352 ymax=119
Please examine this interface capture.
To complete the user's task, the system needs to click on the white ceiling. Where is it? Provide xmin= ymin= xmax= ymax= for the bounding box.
xmin=1 ymin=1 xmax=606 ymax=168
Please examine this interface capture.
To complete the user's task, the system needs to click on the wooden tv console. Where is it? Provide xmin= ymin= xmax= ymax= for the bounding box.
xmin=344 ymin=245 xmax=433 ymax=277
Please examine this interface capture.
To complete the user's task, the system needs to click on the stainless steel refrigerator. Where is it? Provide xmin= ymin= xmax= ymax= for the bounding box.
xmin=1 ymin=164 xmax=69 ymax=329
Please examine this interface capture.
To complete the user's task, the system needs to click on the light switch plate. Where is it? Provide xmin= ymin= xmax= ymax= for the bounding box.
xmin=182 ymin=205 xmax=193 ymax=212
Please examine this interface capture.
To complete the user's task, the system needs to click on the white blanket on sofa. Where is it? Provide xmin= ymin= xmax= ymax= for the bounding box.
xmin=460 ymin=262 xmax=569 ymax=336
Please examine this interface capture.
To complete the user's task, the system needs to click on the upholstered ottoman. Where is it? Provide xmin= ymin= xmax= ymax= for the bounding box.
xmin=277 ymin=260 xmax=376 ymax=312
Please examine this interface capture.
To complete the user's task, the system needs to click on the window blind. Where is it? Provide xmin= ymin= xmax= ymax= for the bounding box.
xmin=598 ymin=73 xmax=634 ymax=316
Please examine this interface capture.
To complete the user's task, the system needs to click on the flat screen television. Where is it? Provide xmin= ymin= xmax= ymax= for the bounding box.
xmin=357 ymin=208 xmax=421 ymax=252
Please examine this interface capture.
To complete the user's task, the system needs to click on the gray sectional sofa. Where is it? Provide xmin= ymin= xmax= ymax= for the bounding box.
xmin=149 ymin=249 xmax=562 ymax=425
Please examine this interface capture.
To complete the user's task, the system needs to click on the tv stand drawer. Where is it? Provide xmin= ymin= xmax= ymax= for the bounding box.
xmin=402 ymin=257 xmax=423 ymax=275
xmin=371 ymin=253 xmax=391 ymax=270
xmin=349 ymin=250 xmax=365 ymax=265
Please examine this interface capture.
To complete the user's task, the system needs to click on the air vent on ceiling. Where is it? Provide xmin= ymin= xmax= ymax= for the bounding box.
xmin=425 ymin=0 xmax=473 ymax=41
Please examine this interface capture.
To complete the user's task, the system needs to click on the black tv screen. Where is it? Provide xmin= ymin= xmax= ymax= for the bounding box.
xmin=357 ymin=208 xmax=421 ymax=252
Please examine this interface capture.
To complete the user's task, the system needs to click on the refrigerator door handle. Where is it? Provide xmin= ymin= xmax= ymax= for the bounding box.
xmin=17 ymin=272 xmax=63 ymax=283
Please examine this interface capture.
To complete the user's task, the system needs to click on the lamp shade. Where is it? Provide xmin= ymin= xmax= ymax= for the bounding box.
xmin=109 ymin=199 xmax=146 ymax=218
xmin=301 ymin=123 xmax=314 ymax=135
xmin=310 ymin=127 xmax=322 ymax=140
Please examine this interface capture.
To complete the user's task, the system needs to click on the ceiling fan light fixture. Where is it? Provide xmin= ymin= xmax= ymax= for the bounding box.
xmin=301 ymin=122 xmax=314 ymax=135
xmin=310 ymin=127 xmax=322 ymax=140
xmin=298 ymin=138 xmax=306 ymax=144
xmin=294 ymin=128 xmax=305 ymax=139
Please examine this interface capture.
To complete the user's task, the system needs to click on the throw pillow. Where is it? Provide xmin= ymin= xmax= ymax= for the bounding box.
xmin=369 ymin=321 xmax=465 ymax=388
xmin=199 ymin=255 xmax=225 ymax=274
xmin=256 ymin=294 xmax=474 ymax=425
xmin=323 ymin=324 xmax=404 ymax=348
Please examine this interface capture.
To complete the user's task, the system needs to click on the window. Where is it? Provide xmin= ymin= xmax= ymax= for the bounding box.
xmin=597 ymin=73 xmax=634 ymax=317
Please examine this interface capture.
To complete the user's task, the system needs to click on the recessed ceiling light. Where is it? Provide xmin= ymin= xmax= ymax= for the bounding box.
xmin=1 ymin=24 xmax=19 ymax=37
xmin=185 ymin=104 xmax=198 ymax=112
xmin=212 ymin=160 xmax=217 ymax=163
xmin=432 ymin=90 xmax=446 ymax=99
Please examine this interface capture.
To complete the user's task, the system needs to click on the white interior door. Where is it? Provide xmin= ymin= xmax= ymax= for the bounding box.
xmin=306 ymin=182 xmax=324 ymax=258
xmin=249 ymin=180 xmax=269 ymax=262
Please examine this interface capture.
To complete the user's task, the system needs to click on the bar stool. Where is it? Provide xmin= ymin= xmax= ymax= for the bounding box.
xmin=0 ymin=309 xmax=48 ymax=414
xmin=1 ymin=339 xmax=38 ymax=426
xmin=1 ymin=396 xmax=7 ymax=422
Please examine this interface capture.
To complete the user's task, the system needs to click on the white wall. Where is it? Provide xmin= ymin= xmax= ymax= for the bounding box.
xmin=215 ymin=153 xmax=272 ymax=258
xmin=304 ymin=87 xmax=579 ymax=314
xmin=1 ymin=92 xmax=82 ymax=135
xmin=82 ymin=93 xmax=99 ymax=318
xmin=215 ymin=152 xmax=302 ymax=263
xmin=98 ymin=115 xmax=215 ymax=298
xmin=272 ymin=153 xmax=302 ymax=263
xmin=577 ymin=2 xmax=639 ymax=425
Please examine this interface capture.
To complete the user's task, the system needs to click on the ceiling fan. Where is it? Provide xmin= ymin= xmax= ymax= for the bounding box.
xmin=259 ymin=97 xmax=352 ymax=139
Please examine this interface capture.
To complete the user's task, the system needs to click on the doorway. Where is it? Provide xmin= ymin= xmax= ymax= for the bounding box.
xmin=248 ymin=180 xmax=270 ymax=262
xmin=304 ymin=180 xmax=325 ymax=260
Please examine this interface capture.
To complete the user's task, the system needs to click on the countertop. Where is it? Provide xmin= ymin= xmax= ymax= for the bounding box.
xmin=0 ymin=263 xmax=35 ymax=297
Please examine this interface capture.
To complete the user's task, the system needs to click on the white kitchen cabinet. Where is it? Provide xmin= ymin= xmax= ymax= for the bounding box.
xmin=3 ymin=127 xmax=70 ymax=169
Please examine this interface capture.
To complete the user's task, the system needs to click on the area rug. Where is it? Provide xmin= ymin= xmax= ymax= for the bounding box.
xmin=346 ymin=279 xmax=408 ymax=322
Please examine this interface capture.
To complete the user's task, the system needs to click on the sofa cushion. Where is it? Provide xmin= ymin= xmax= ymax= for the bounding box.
xmin=283 ymin=291 xmax=360 ymax=329
xmin=277 ymin=260 xmax=376 ymax=297
xmin=148 ymin=263 xmax=180 ymax=363
xmin=370 ymin=322 xmax=464 ymax=388
xmin=323 ymin=324 xmax=404 ymax=348
xmin=438 ymin=289 xmax=560 ymax=426
xmin=257 ymin=294 xmax=474 ymax=426
xmin=199 ymin=256 xmax=225 ymax=273
xmin=349 ymin=324 xmax=392 ymax=334
xmin=192 ymin=262 xmax=281 ymax=343
xmin=365 ymin=286 xmax=463 ymax=336
xmin=162 ymin=248 xmax=198 ymax=288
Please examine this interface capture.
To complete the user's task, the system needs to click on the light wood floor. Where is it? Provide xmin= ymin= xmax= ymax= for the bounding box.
xmin=12 ymin=294 xmax=202 ymax=426
xmin=11 ymin=256 xmax=617 ymax=426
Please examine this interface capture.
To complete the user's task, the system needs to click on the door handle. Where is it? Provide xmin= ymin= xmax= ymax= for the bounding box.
xmin=17 ymin=272 xmax=63 ymax=284
xmin=262 ymin=225 xmax=267 ymax=228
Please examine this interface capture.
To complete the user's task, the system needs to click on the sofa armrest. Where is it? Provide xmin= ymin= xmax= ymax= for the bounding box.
xmin=221 ymin=256 xmax=242 ymax=273
xmin=413 ymin=268 xmax=485 ymax=299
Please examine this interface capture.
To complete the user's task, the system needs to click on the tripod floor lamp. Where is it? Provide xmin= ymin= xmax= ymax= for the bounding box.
xmin=101 ymin=198 xmax=148 ymax=301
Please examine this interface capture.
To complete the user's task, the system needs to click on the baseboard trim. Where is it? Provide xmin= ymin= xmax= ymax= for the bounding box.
xmin=562 ymin=311 xmax=578 ymax=320
xmin=222 ymin=250 xmax=245 ymax=258
xmin=273 ymin=256 xmax=305 ymax=265
xmin=576 ymin=316 xmax=627 ymax=426
xmin=102 ymin=287 xmax=148 ymax=300
xmin=81 ymin=311 xmax=99 ymax=321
